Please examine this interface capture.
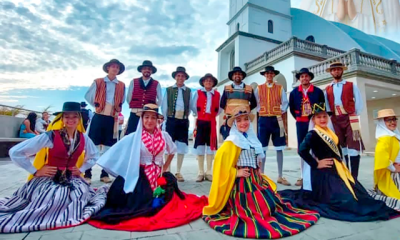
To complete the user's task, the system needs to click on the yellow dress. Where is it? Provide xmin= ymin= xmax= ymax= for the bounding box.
xmin=373 ymin=136 xmax=400 ymax=200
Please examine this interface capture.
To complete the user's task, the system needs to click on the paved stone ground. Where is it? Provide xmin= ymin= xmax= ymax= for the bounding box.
xmin=0 ymin=149 xmax=399 ymax=240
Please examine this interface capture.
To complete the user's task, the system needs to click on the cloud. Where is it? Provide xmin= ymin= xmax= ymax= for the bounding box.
xmin=0 ymin=0 xmax=228 ymax=93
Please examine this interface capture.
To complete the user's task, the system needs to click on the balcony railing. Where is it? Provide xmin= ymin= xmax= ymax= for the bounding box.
xmin=245 ymin=37 xmax=346 ymax=71
xmin=304 ymin=48 xmax=400 ymax=81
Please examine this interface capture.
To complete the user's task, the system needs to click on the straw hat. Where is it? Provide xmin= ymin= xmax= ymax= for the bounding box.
xmin=136 ymin=103 xmax=163 ymax=118
xmin=326 ymin=61 xmax=348 ymax=73
xmin=227 ymin=105 xmax=255 ymax=127
xmin=375 ymin=109 xmax=399 ymax=120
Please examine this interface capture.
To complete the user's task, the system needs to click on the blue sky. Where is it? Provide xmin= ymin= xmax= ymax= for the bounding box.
xmin=0 ymin=0 xmax=397 ymax=119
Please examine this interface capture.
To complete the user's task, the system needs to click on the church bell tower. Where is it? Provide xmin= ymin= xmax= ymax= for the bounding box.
xmin=217 ymin=0 xmax=292 ymax=81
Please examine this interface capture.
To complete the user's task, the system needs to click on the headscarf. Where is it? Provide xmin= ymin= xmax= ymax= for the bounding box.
xmin=97 ymin=115 xmax=166 ymax=193
xmin=226 ymin=119 xmax=264 ymax=157
xmin=375 ymin=119 xmax=400 ymax=141
xmin=27 ymin=113 xmax=86 ymax=181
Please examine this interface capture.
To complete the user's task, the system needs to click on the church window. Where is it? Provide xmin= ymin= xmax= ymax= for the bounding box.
xmin=306 ymin=35 xmax=315 ymax=42
xmin=268 ymin=20 xmax=273 ymax=33
xmin=230 ymin=50 xmax=235 ymax=70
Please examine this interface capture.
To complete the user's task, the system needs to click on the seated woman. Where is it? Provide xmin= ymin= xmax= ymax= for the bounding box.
xmin=203 ymin=106 xmax=319 ymax=239
xmin=368 ymin=109 xmax=400 ymax=210
xmin=19 ymin=112 xmax=39 ymax=138
xmin=279 ymin=103 xmax=399 ymax=221
xmin=0 ymin=102 xmax=107 ymax=233
xmin=89 ymin=104 xmax=207 ymax=231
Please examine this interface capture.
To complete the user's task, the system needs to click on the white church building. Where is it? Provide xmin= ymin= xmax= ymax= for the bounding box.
xmin=216 ymin=0 xmax=400 ymax=152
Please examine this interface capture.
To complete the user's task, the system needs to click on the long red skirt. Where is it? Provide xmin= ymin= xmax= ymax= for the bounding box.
xmin=89 ymin=192 xmax=207 ymax=231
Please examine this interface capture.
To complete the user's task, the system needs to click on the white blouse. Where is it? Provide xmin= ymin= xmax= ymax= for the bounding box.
xmin=140 ymin=131 xmax=177 ymax=166
xmin=9 ymin=132 xmax=99 ymax=174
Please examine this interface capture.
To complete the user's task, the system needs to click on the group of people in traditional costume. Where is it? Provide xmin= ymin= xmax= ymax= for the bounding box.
xmin=1 ymin=59 xmax=400 ymax=238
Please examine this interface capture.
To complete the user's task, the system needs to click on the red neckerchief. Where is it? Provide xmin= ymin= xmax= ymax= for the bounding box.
xmin=142 ymin=128 xmax=165 ymax=157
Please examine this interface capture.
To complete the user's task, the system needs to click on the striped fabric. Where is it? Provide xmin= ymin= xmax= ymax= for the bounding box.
xmin=143 ymin=163 xmax=162 ymax=191
xmin=236 ymin=148 xmax=257 ymax=169
xmin=368 ymin=172 xmax=400 ymax=211
xmin=0 ymin=177 xmax=108 ymax=233
xmin=94 ymin=78 xmax=125 ymax=114
xmin=142 ymin=128 xmax=165 ymax=157
xmin=203 ymin=168 xmax=319 ymax=239
xmin=258 ymin=84 xmax=282 ymax=116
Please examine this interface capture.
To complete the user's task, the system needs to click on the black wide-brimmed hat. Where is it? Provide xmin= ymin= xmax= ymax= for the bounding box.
xmin=260 ymin=66 xmax=280 ymax=76
xmin=80 ymin=102 xmax=87 ymax=107
xmin=53 ymin=102 xmax=82 ymax=115
xmin=199 ymin=73 xmax=218 ymax=88
xmin=326 ymin=61 xmax=348 ymax=73
xmin=136 ymin=103 xmax=163 ymax=119
xmin=172 ymin=66 xmax=190 ymax=80
xmin=103 ymin=59 xmax=125 ymax=75
xmin=308 ymin=102 xmax=332 ymax=119
xmin=296 ymin=68 xmax=315 ymax=80
xmin=137 ymin=60 xmax=157 ymax=74
xmin=228 ymin=66 xmax=247 ymax=80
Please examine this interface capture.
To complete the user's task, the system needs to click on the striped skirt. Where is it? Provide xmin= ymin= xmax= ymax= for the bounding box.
xmin=0 ymin=177 xmax=108 ymax=233
xmin=368 ymin=172 xmax=400 ymax=211
xmin=203 ymin=169 xmax=319 ymax=239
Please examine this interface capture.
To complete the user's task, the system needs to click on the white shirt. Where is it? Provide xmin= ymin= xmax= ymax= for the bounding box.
xmin=161 ymin=84 xmax=192 ymax=117
xmin=139 ymin=131 xmax=177 ymax=166
xmin=254 ymin=83 xmax=289 ymax=113
xmin=85 ymin=76 xmax=124 ymax=107
xmin=9 ymin=132 xmax=99 ymax=174
xmin=324 ymin=79 xmax=364 ymax=115
xmin=126 ymin=78 xmax=163 ymax=106
xmin=191 ymin=88 xmax=223 ymax=116
xmin=233 ymin=82 xmax=245 ymax=89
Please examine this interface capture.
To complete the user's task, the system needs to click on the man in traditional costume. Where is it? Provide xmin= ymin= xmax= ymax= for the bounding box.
xmin=126 ymin=60 xmax=162 ymax=135
xmin=279 ymin=103 xmax=399 ymax=222
xmin=368 ymin=109 xmax=400 ymax=211
xmin=88 ymin=104 xmax=207 ymax=231
xmin=191 ymin=73 xmax=221 ymax=182
xmin=203 ymin=106 xmax=320 ymax=239
xmin=289 ymin=68 xmax=325 ymax=186
xmin=161 ymin=67 xmax=192 ymax=182
xmin=84 ymin=59 xmax=126 ymax=184
xmin=300 ymin=0 xmax=400 ymax=36
xmin=1 ymin=102 xmax=107 ymax=233
xmin=220 ymin=66 xmax=257 ymax=140
xmin=324 ymin=62 xmax=364 ymax=180
xmin=255 ymin=66 xmax=290 ymax=186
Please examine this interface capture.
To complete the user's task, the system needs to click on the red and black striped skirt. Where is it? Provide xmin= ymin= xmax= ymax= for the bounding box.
xmin=203 ymin=168 xmax=319 ymax=239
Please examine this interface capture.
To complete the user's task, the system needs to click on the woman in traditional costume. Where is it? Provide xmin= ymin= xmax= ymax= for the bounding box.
xmin=368 ymin=109 xmax=400 ymax=210
xmin=203 ymin=106 xmax=319 ymax=239
xmin=88 ymin=104 xmax=207 ymax=231
xmin=0 ymin=102 xmax=108 ymax=233
xmin=279 ymin=103 xmax=399 ymax=221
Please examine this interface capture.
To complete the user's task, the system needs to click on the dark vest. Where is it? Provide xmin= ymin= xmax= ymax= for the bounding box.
xmin=166 ymin=86 xmax=191 ymax=118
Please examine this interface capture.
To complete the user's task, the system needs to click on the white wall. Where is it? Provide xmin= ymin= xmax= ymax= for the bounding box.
xmin=236 ymin=35 xmax=278 ymax=69
xmin=249 ymin=0 xmax=291 ymax=15
xmin=217 ymin=42 xmax=235 ymax=81
xmin=248 ymin=7 xmax=292 ymax=41
xmin=229 ymin=7 xmax=249 ymax=36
